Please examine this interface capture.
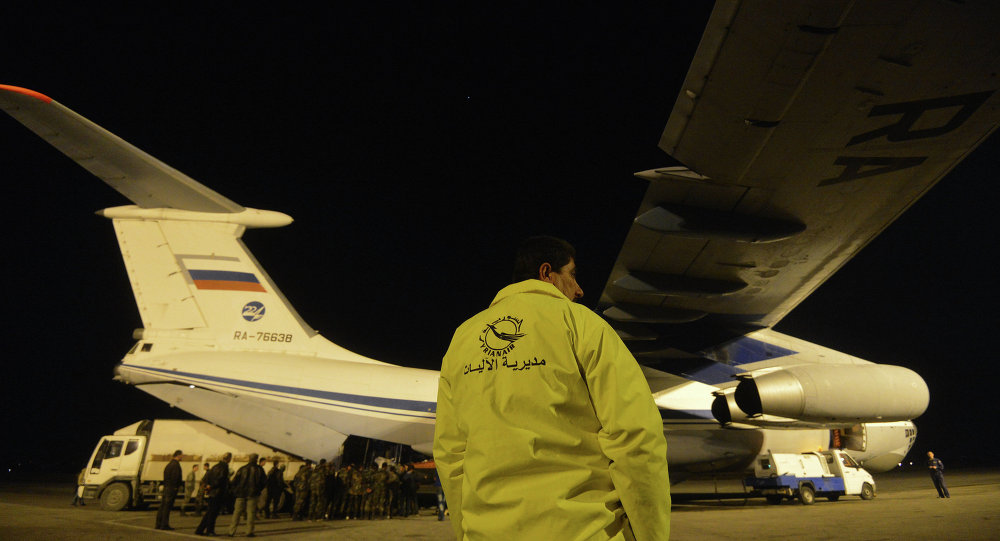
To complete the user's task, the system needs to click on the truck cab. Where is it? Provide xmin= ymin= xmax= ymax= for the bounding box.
xmin=82 ymin=433 xmax=148 ymax=510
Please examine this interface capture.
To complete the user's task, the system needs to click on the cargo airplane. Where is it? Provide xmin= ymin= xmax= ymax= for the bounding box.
xmin=3 ymin=0 xmax=998 ymax=479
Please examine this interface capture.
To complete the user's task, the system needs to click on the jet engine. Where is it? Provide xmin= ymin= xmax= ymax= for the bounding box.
xmin=733 ymin=364 xmax=928 ymax=423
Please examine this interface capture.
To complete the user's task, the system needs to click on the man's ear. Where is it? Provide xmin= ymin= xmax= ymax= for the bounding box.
xmin=537 ymin=262 xmax=553 ymax=282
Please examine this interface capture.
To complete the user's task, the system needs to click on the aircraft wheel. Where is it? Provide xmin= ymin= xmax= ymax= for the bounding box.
xmin=798 ymin=485 xmax=815 ymax=505
xmin=100 ymin=482 xmax=131 ymax=511
xmin=827 ymin=494 xmax=840 ymax=502
xmin=765 ymin=495 xmax=783 ymax=505
xmin=860 ymin=482 xmax=875 ymax=500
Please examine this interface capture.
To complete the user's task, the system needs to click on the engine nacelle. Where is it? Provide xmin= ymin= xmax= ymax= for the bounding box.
xmin=711 ymin=388 xmax=744 ymax=425
xmin=734 ymin=364 xmax=928 ymax=423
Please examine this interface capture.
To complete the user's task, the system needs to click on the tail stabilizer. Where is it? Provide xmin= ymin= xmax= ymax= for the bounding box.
xmin=2 ymin=84 xmax=381 ymax=364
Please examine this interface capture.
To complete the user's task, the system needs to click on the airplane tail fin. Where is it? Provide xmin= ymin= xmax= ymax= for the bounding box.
xmin=101 ymin=206 xmax=379 ymax=362
xmin=102 ymin=206 xmax=296 ymax=341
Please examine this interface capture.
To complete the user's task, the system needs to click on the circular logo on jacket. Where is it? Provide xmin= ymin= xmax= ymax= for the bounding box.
xmin=480 ymin=315 xmax=524 ymax=356
xmin=242 ymin=301 xmax=265 ymax=322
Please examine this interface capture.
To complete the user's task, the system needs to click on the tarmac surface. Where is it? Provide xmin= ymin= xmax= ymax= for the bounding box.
xmin=1 ymin=468 xmax=997 ymax=540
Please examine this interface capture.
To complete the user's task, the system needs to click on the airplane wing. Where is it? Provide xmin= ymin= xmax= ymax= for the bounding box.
xmin=599 ymin=0 xmax=1000 ymax=356
xmin=0 ymin=84 xmax=242 ymax=213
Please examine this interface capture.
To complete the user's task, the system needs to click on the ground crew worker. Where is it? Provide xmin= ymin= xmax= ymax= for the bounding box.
xmin=927 ymin=451 xmax=951 ymax=498
xmin=434 ymin=236 xmax=671 ymax=540
xmin=155 ymin=449 xmax=183 ymax=531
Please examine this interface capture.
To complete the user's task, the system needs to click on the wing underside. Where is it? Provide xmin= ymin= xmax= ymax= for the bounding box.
xmin=598 ymin=0 xmax=1000 ymax=358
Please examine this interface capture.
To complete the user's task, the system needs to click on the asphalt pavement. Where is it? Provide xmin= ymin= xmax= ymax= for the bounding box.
xmin=1 ymin=468 xmax=997 ymax=540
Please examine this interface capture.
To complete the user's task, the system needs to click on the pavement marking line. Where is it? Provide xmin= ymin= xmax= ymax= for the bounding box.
xmin=97 ymin=519 xmax=202 ymax=537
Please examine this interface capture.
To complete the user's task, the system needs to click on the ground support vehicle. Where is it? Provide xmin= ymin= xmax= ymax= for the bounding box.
xmin=745 ymin=449 xmax=876 ymax=505
xmin=81 ymin=419 xmax=304 ymax=511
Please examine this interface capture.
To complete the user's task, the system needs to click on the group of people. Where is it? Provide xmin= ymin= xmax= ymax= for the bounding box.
xmin=290 ymin=460 xmax=423 ymax=521
xmin=156 ymin=450 xmax=278 ymax=537
xmin=155 ymin=449 xmax=426 ymax=536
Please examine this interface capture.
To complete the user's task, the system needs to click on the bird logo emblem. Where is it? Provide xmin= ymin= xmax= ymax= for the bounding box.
xmin=480 ymin=315 xmax=524 ymax=356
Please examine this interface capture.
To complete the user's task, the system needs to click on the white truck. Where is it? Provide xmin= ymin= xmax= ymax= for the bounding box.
xmin=745 ymin=449 xmax=876 ymax=505
xmin=81 ymin=419 xmax=306 ymax=511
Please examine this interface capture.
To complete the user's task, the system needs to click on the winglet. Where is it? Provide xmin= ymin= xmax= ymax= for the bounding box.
xmin=0 ymin=84 xmax=53 ymax=104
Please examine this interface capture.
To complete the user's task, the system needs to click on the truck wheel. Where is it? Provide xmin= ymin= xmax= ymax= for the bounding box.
xmin=765 ymin=495 xmax=783 ymax=505
xmin=798 ymin=485 xmax=815 ymax=505
xmin=827 ymin=494 xmax=840 ymax=502
xmin=860 ymin=482 xmax=875 ymax=500
xmin=100 ymin=483 xmax=131 ymax=511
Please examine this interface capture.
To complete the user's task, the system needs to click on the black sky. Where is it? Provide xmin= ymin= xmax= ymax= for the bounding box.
xmin=2 ymin=4 xmax=996 ymax=473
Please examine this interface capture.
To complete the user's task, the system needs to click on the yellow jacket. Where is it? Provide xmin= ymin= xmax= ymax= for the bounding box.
xmin=434 ymin=280 xmax=670 ymax=541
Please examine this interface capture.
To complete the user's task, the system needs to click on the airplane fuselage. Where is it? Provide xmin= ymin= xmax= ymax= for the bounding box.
xmin=115 ymin=335 xmax=915 ymax=473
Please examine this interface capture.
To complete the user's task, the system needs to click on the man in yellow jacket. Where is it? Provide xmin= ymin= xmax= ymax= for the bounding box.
xmin=434 ymin=236 xmax=670 ymax=541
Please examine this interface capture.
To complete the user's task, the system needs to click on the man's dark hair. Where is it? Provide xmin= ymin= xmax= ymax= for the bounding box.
xmin=173 ymin=449 xmax=183 ymax=458
xmin=512 ymin=236 xmax=576 ymax=283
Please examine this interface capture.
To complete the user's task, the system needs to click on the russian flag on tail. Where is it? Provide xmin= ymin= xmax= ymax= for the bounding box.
xmin=189 ymin=270 xmax=266 ymax=292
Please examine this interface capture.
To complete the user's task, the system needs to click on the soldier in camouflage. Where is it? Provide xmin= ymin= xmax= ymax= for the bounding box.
xmin=292 ymin=461 xmax=312 ymax=521
xmin=372 ymin=463 xmax=388 ymax=519
xmin=346 ymin=465 xmax=365 ymax=520
xmin=361 ymin=465 xmax=376 ymax=519
xmin=308 ymin=460 xmax=329 ymax=520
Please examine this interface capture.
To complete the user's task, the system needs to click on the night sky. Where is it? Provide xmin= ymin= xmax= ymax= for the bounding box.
xmin=3 ymin=4 xmax=996 ymax=474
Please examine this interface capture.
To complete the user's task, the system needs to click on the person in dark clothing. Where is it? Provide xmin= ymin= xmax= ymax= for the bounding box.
xmin=400 ymin=464 xmax=418 ymax=516
xmin=228 ymin=452 xmax=267 ymax=537
xmin=927 ymin=451 xmax=951 ymax=498
xmin=195 ymin=452 xmax=232 ymax=536
xmin=195 ymin=461 xmax=210 ymax=515
xmin=265 ymin=460 xmax=285 ymax=518
xmin=156 ymin=450 xmax=183 ymax=530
